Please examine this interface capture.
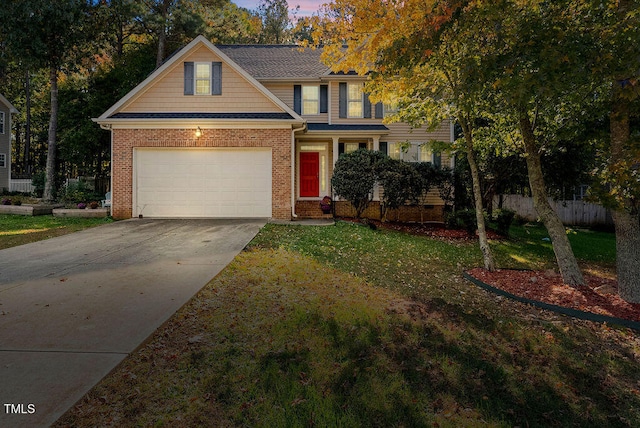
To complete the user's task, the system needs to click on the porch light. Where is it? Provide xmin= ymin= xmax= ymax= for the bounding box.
xmin=195 ymin=126 xmax=202 ymax=138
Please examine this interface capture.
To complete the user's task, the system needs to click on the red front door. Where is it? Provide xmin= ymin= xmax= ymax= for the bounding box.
xmin=300 ymin=152 xmax=320 ymax=197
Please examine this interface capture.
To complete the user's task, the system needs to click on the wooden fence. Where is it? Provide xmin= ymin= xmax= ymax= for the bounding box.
xmin=494 ymin=194 xmax=613 ymax=227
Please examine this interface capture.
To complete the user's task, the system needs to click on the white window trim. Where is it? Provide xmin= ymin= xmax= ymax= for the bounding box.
xmin=388 ymin=142 xmax=434 ymax=163
xmin=0 ymin=153 xmax=6 ymax=168
xmin=194 ymin=62 xmax=212 ymax=96
xmin=302 ymin=85 xmax=320 ymax=115
xmin=347 ymin=83 xmax=364 ymax=118
xmin=383 ymin=103 xmax=398 ymax=118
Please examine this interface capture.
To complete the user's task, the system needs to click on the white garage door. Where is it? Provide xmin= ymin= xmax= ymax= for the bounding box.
xmin=134 ymin=148 xmax=272 ymax=218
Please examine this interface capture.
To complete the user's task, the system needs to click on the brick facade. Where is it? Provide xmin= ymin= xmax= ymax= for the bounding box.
xmin=111 ymin=127 xmax=292 ymax=220
xmin=314 ymin=201 xmax=445 ymax=223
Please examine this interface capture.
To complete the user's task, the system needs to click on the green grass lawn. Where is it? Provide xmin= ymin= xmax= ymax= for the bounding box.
xmin=56 ymin=221 xmax=640 ymax=427
xmin=0 ymin=214 xmax=113 ymax=250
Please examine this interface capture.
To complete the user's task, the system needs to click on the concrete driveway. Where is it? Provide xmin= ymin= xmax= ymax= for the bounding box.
xmin=0 ymin=218 xmax=265 ymax=427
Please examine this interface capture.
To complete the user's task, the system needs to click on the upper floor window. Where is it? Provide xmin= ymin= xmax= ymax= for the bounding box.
xmin=0 ymin=112 xmax=4 ymax=134
xmin=294 ymin=85 xmax=327 ymax=115
xmin=184 ymin=61 xmax=222 ymax=96
xmin=0 ymin=153 xmax=6 ymax=168
xmin=195 ymin=63 xmax=211 ymax=95
xmin=384 ymin=103 xmax=398 ymax=118
xmin=347 ymin=83 xmax=363 ymax=118
xmin=302 ymin=86 xmax=319 ymax=115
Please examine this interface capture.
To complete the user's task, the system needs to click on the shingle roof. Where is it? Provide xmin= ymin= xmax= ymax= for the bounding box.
xmin=109 ymin=112 xmax=295 ymax=120
xmin=217 ymin=45 xmax=330 ymax=80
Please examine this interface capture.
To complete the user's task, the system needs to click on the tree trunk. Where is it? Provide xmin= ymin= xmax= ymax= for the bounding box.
xmin=23 ymin=69 xmax=31 ymax=174
xmin=519 ymin=112 xmax=584 ymax=286
xmin=156 ymin=27 xmax=166 ymax=68
xmin=14 ymin=121 xmax=22 ymax=173
xmin=459 ymin=114 xmax=495 ymax=271
xmin=610 ymin=84 xmax=640 ymax=302
xmin=43 ymin=66 xmax=58 ymax=202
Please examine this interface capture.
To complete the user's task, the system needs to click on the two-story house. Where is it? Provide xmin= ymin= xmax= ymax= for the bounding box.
xmin=95 ymin=35 xmax=453 ymax=221
xmin=0 ymin=94 xmax=18 ymax=192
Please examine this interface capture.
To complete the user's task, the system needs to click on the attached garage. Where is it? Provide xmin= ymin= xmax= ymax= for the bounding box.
xmin=133 ymin=148 xmax=272 ymax=218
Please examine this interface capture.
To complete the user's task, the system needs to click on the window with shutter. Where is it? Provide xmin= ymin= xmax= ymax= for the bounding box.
xmin=184 ymin=62 xmax=222 ymax=96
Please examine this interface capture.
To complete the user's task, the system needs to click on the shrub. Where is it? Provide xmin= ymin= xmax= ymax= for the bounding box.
xmin=1 ymin=198 xmax=11 ymax=205
xmin=494 ymin=209 xmax=516 ymax=236
xmin=454 ymin=209 xmax=478 ymax=235
xmin=32 ymin=172 xmax=46 ymax=198
xmin=379 ymin=159 xmax=424 ymax=221
xmin=61 ymin=180 xmax=100 ymax=204
xmin=89 ymin=201 xmax=99 ymax=209
xmin=332 ymin=149 xmax=388 ymax=218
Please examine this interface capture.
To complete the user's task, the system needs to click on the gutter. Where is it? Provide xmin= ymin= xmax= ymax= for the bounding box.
xmin=291 ymin=123 xmax=307 ymax=219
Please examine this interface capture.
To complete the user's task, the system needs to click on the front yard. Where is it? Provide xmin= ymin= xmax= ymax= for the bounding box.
xmin=0 ymin=214 xmax=112 ymax=250
xmin=56 ymin=221 xmax=639 ymax=427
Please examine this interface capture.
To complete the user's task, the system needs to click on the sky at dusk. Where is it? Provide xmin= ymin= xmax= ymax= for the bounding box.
xmin=233 ymin=0 xmax=325 ymax=18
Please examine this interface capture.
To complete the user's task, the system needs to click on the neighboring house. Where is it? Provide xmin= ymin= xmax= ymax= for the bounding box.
xmin=0 ymin=94 xmax=19 ymax=192
xmin=95 ymin=35 xmax=453 ymax=221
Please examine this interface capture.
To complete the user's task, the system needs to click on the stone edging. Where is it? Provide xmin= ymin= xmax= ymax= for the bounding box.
xmin=463 ymin=271 xmax=640 ymax=331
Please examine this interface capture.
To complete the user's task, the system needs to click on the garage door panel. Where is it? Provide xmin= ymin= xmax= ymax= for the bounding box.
xmin=135 ymin=148 xmax=272 ymax=218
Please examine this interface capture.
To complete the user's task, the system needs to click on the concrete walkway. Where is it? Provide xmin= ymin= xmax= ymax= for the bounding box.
xmin=0 ymin=219 xmax=265 ymax=427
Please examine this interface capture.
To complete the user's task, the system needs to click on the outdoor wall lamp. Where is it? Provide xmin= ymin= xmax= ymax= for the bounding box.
xmin=195 ymin=126 xmax=202 ymax=138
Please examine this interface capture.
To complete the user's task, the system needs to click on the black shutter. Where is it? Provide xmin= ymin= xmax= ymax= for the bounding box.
xmin=212 ymin=62 xmax=222 ymax=95
xmin=293 ymin=85 xmax=302 ymax=114
xmin=320 ymin=85 xmax=328 ymax=113
xmin=184 ymin=62 xmax=194 ymax=95
xmin=359 ymin=142 xmax=367 ymax=150
xmin=379 ymin=141 xmax=388 ymax=154
xmin=339 ymin=82 xmax=347 ymax=118
xmin=375 ymin=103 xmax=384 ymax=119
xmin=338 ymin=143 xmax=344 ymax=156
xmin=363 ymin=95 xmax=371 ymax=118
xmin=434 ymin=152 xmax=442 ymax=168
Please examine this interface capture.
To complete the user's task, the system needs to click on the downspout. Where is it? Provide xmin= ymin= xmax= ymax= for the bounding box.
xmin=99 ymin=123 xmax=113 ymax=213
xmin=291 ymin=123 xmax=307 ymax=219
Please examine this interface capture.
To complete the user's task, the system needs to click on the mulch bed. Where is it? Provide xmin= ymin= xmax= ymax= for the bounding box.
xmin=467 ymin=268 xmax=640 ymax=323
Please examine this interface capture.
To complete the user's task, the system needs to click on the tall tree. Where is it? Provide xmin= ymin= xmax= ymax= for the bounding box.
xmin=257 ymin=0 xmax=297 ymax=44
xmin=0 ymin=0 xmax=92 ymax=201
xmin=314 ymin=0 xmax=497 ymax=271
xmin=590 ymin=0 xmax=640 ymax=301
xmin=475 ymin=0 xmax=597 ymax=285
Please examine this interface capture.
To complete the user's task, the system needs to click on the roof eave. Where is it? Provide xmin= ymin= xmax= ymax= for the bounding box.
xmin=93 ymin=117 xmax=305 ymax=129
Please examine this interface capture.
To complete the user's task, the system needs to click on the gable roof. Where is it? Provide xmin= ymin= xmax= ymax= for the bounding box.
xmin=95 ymin=35 xmax=303 ymax=124
xmin=217 ymin=45 xmax=329 ymax=80
xmin=0 ymin=94 xmax=18 ymax=114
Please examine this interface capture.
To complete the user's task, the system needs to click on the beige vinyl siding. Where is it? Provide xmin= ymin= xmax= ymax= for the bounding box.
xmin=122 ymin=46 xmax=282 ymax=113
xmin=263 ymin=82 xmax=328 ymax=123
xmin=385 ymin=121 xmax=453 ymax=168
